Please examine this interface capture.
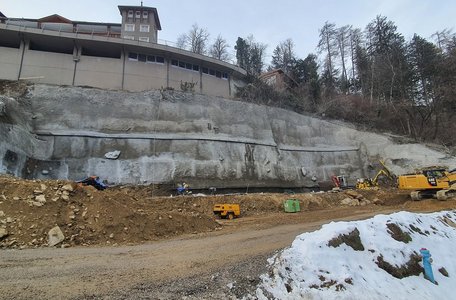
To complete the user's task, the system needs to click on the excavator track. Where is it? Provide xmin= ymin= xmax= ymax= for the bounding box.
xmin=410 ymin=191 xmax=422 ymax=201
xmin=436 ymin=190 xmax=448 ymax=201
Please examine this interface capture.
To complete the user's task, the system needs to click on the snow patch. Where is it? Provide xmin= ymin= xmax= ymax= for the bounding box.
xmin=256 ymin=211 xmax=456 ymax=300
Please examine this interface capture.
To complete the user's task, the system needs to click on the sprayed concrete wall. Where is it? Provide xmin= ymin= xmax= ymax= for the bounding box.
xmin=1 ymin=84 xmax=455 ymax=188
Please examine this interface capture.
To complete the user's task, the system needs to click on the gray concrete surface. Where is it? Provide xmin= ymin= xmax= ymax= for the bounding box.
xmin=1 ymin=84 xmax=455 ymax=188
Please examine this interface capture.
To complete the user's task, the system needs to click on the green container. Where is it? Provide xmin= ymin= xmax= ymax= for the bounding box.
xmin=283 ymin=199 xmax=301 ymax=213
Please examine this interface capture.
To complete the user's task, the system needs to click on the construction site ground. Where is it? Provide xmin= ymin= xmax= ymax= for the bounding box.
xmin=1 ymin=175 xmax=456 ymax=299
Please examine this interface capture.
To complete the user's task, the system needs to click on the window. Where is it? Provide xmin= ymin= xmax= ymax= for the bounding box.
xmin=125 ymin=24 xmax=134 ymax=32
xmin=143 ymin=11 xmax=148 ymax=19
xmin=193 ymin=65 xmax=199 ymax=72
xmin=128 ymin=52 xmax=138 ymax=61
xmin=202 ymin=67 xmax=208 ymax=74
xmin=171 ymin=59 xmax=178 ymax=66
xmin=139 ymin=37 xmax=150 ymax=42
xmin=179 ymin=61 xmax=185 ymax=68
xmin=147 ymin=55 xmax=156 ymax=63
xmin=222 ymin=73 xmax=229 ymax=79
xmin=138 ymin=54 xmax=147 ymax=62
xmin=216 ymin=71 xmax=222 ymax=78
xmin=185 ymin=63 xmax=193 ymax=70
xmin=135 ymin=11 xmax=141 ymax=19
xmin=140 ymin=25 xmax=150 ymax=32
xmin=209 ymin=69 xmax=215 ymax=76
xmin=123 ymin=35 xmax=135 ymax=40
xmin=156 ymin=56 xmax=164 ymax=63
xmin=128 ymin=11 xmax=133 ymax=18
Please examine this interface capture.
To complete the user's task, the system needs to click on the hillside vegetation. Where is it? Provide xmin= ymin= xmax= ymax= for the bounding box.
xmin=235 ymin=17 xmax=456 ymax=150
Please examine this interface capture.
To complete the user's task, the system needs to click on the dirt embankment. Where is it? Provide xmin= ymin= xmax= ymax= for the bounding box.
xmin=0 ymin=175 xmax=453 ymax=250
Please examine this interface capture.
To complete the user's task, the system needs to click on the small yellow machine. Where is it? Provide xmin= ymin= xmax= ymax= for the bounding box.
xmin=213 ymin=204 xmax=240 ymax=220
xmin=356 ymin=160 xmax=396 ymax=189
xmin=398 ymin=166 xmax=456 ymax=200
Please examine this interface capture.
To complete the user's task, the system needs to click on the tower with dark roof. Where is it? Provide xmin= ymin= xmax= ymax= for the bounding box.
xmin=118 ymin=5 xmax=161 ymax=43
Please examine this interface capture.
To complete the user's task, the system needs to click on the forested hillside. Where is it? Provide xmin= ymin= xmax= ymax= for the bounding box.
xmin=232 ymin=16 xmax=456 ymax=149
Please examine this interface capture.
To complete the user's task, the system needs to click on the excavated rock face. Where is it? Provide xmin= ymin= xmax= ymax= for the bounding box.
xmin=1 ymin=83 xmax=455 ymax=188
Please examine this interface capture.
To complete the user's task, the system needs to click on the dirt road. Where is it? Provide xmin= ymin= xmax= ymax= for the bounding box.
xmin=2 ymin=204 xmax=453 ymax=300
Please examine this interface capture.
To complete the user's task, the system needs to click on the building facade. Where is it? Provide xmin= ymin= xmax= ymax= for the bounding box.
xmin=0 ymin=5 xmax=245 ymax=98
xmin=118 ymin=5 xmax=161 ymax=43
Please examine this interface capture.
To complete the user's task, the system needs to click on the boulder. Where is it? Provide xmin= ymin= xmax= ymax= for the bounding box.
xmin=0 ymin=211 xmax=4 ymax=217
xmin=35 ymin=194 xmax=46 ymax=203
xmin=0 ymin=228 xmax=8 ymax=239
xmin=344 ymin=190 xmax=363 ymax=199
xmin=373 ymin=198 xmax=384 ymax=205
xmin=48 ymin=226 xmax=65 ymax=247
xmin=104 ymin=150 xmax=121 ymax=160
xmin=341 ymin=197 xmax=359 ymax=206
xmin=61 ymin=184 xmax=74 ymax=192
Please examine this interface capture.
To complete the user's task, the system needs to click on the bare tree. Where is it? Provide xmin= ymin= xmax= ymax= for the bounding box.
xmin=209 ymin=34 xmax=230 ymax=61
xmin=317 ymin=22 xmax=338 ymax=86
xmin=431 ymin=28 xmax=455 ymax=52
xmin=177 ymin=23 xmax=210 ymax=55
xmin=336 ymin=25 xmax=351 ymax=92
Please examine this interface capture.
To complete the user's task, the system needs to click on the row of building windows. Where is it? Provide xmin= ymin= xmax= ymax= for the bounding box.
xmin=125 ymin=24 xmax=150 ymax=32
xmin=127 ymin=54 xmax=229 ymax=79
xmin=123 ymin=35 xmax=149 ymax=42
xmin=171 ymin=59 xmax=229 ymax=79
xmin=128 ymin=52 xmax=165 ymax=63
xmin=127 ymin=10 xmax=149 ymax=20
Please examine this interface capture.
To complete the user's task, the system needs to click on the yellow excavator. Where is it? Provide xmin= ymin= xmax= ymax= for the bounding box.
xmin=356 ymin=160 xmax=396 ymax=189
xmin=398 ymin=166 xmax=456 ymax=200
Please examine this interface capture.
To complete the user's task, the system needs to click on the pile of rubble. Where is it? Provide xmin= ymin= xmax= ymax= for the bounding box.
xmin=0 ymin=175 xmax=413 ymax=250
xmin=340 ymin=189 xmax=385 ymax=206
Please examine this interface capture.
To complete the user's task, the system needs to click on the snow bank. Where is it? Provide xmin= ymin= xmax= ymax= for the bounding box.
xmin=256 ymin=210 xmax=456 ymax=300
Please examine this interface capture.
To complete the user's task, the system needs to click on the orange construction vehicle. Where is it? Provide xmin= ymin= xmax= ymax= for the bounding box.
xmin=213 ymin=204 xmax=240 ymax=220
xmin=398 ymin=166 xmax=456 ymax=200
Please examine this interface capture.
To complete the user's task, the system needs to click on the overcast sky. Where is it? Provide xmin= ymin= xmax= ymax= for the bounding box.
xmin=1 ymin=0 xmax=454 ymax=64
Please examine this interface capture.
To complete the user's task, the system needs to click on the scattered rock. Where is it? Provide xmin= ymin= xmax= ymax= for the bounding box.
xmin=48 ymin=226 xmax=65 ymax=247
xmin=0 ymin=228 xmax=8 ymax=239
xmin=341 ymin=198 xmax=359 ymax=206
xmin=6 ymin=217 xmax=13 ymax=223
xmin=41 ymin=170 xmax=49 ymax=175
xmin=360 ymin=200 xmax=371 ymax=206
xmin=13 ymin=197 xmax=20 ymax=201
xmin=0 ymin=211 xmax=4 ymax=217
xmin=345 ymin=190 xmax=363 ymax=199
xmin=61 ymin=184 xmax=74 ymax=192
xmin=61 ymin=195 xmax=70 ymax=201
xmin=40 ymin=184 xmax=47 ymax=191
xmin=109 ymin=233 xmax=114 ymax=239
xmin=32 ymin=201 xmax=44 ymax=207
xmin=104 ymin=150 xmax=121 ymax=160
xmin=35 ymin=194 xmax=46 ymax=203
xmin=372 ymin=198 xmax=384 ymax=205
